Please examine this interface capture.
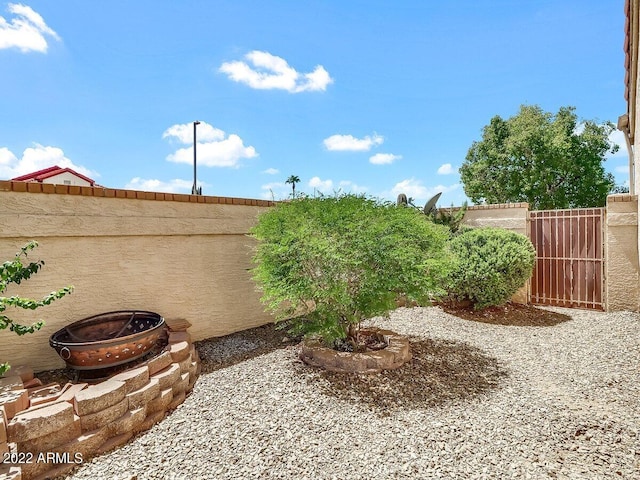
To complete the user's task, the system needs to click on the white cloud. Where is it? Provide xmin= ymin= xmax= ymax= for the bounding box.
xmin=0 ymin=3 xmax=60 ymax=53
xmin=260 ymin=181 xmax=288 ymax=200
xmin=261 ymin=181 xmax=284 ymax=190
xmin=323 ymin=134 xmax=384 ymax=152
xmin=262 ymin=167 xmax=279 ymax=175
xmin=614 ymin=165 xmax=629 ymax=174
xmin=0 ymin=144 xmax=98 ymax=180
xmin=388 ymin=178 xmax=460 ymax=204
xmin=608 ymin=129 xmax=628 ymax=158
xmin=369 ymin=153 xmax=401 ymax=165
xmin=125 ymin=177 xmax=198 ymax=193
xmin=0 ymin=147 xmax=18 ymax=165
xmin=437 ymin=163 xmax=456 ymax=175
xmin=163 ymin=121 xmax=257 ymax=168
xmin=219 ymin=50 xmax=333 ymax=93
xmin=576 ymin=122 xmax=628 ymax=159
xmin=302 ymin=66 xmax=333 ymax=92
xmin=308 ymin=176 xmax=333 ymax=192
xmin=338 ymin=180 xmax=367 ymax=194
xmin=162 ymin=123 xmax=224 ymax=144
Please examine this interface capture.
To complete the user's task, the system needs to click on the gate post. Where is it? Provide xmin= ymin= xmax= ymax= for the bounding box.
xmin=605 ymin=194 xmax=640 ymax=311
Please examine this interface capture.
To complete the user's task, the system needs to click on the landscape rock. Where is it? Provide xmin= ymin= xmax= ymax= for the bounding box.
xmin=60 ymin=308 xmax=640 ymax=480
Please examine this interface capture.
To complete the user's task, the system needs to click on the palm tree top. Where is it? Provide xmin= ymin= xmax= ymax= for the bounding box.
xmin=285 ymin=175 xmax=300 ymax=199
xmin=286 ymin=175 xmax=300 ymax=184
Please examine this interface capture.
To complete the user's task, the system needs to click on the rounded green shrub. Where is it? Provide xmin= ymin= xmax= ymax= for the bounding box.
xmin=446 ymin=227 xmax=535 ymax=309
xmin=250 ymin=194 xmax=453 ymax=345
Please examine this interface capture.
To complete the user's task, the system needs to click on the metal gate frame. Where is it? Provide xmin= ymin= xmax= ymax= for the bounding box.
xmin=528 ymin=208 xmax=605 ymax=310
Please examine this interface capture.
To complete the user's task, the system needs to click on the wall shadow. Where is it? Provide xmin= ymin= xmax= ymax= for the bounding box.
xmin=295 ymin=337 xmax=507 ymax=416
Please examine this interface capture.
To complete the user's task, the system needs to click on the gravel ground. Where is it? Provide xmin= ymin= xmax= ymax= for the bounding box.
xmin=64 ymin=306 xmax=639 ymax=480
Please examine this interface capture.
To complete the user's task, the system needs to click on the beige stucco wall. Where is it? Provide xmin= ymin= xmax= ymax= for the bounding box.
xmin=605 ymin=194 xmax=640 ymax=311
xmin=633 ymin=3 xmax=640 ymax=312
xmin=456 ymin=202 xmax=530 ymax=304
xmin=0 ymin=190 xmax=274 ymax=372
xmin=460 ymin=203 xmax=529 ymax=236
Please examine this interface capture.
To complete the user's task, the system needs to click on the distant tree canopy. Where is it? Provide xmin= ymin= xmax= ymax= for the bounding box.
xmin=460 ymin=105 xmax=618 ymax=210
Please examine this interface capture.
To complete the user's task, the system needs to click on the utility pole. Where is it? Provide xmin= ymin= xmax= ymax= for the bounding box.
xmin=192 ymin=120 xmax=201 ymax=195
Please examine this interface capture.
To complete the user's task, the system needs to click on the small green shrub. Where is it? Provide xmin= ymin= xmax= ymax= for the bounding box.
xmin=250 ymin=194 xmax=453 ymax=346
xmin=446 ymin=228 xmax=535 ymax=309
xmin=1 ymin=241 xmax=73 ymax=375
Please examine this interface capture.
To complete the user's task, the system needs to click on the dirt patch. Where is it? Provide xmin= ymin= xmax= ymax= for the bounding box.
xmin=440 ymin=302 xmax=572 ymax=327
xmin=296 ymin=337 xmax=507 ymax=416
xmin=36 ymin=367 xmax=77 ymax=387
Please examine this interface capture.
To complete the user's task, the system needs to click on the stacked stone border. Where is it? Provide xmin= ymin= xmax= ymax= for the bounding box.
xmin=299 ymin=328 xmax=411 ymax=374
xmin=0 ymin=322 xmax=199 ymax=480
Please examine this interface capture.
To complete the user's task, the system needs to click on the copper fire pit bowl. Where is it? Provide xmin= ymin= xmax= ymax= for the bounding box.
xmin=49 ymin=310 xmax=167 ymax=370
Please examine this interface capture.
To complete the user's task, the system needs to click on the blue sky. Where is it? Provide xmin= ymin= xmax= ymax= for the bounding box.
xmin=0 ymin=1 xmax=629 ymax=207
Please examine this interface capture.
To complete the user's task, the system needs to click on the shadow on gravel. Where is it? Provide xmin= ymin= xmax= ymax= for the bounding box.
xmin=440 ymin=302 xmax=572 ymax=327
xmin=196 ymin=323 xmax=298 ymax=374
xmin=295 ymin=337 xmax=507 ymax=416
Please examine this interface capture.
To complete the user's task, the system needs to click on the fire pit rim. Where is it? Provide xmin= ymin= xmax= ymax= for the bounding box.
xmin=49 ymin=310 xmax=167 ymax=371
xmin=49 ymin=309 xmax=165 ymax=348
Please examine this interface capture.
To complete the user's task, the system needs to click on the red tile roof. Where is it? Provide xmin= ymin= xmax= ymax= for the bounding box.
xmin=11 ymin=165 xmax=96 ymax=185
xmin=624 ymin=0 xmax=633 ymax=103
xmin=622 ymin=0 xmax=638 ymax=142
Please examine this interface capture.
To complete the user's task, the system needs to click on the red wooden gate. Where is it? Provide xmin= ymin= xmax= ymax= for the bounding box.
xmin=529 ymin=208 xmax=605 ymax=310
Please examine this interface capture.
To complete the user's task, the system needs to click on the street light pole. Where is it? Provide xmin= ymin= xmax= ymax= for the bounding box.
xmin=193 ymin=120 xmax=201 ymax=195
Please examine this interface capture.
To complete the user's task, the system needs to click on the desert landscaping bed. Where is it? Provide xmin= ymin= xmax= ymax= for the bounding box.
xmin=62 ymin=305 xmax=639 ymax=479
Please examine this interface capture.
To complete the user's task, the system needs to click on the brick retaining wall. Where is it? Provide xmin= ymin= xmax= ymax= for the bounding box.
xmin=0 ymin=323 xmax=199 ymax=480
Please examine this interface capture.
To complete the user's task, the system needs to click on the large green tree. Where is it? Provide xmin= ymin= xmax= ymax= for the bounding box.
xmin=460 ymin=105 xmax=618 ymax=210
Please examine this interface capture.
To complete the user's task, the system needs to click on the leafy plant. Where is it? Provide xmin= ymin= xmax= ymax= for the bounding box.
xmin=250 ymin=194 xmax=452 ymax=347
xmin=1 ymin=241 xmax=73 ymax=375
xmin=612 ymin=184 xmax=630 ymax=194
xmin=446 ymin=228 xmax=535 ymax=309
